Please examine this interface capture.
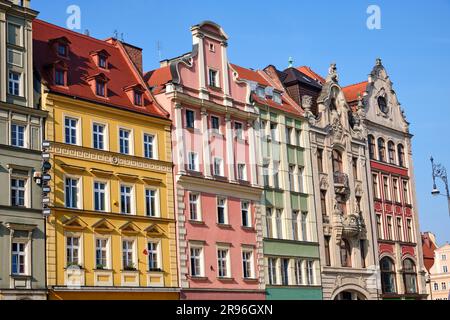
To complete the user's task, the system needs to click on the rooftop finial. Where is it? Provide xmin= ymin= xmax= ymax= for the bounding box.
xmin=376 ymin=57 xmax=382 ymax=66
xmin=327 ymin=62 xmax=339 ymax=83
xmin=288 ymin=57 xmax=294 ymax=68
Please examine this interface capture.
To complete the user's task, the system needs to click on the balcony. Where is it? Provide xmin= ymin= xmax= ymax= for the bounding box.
xmin=342 ymin=214 xmax=365 ymax=238
xmin=333 ymin=172 xmax=350 ymax=196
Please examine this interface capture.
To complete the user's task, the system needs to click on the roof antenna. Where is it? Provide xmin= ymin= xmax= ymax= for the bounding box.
xmin=157 ymin=40 xmax=162 ymax=61
xmin=113 ymin=29 xmax=118 ymax=40
xmin=120 ymin=33 xmax=124 ymax=42
xmin=84 ymin=29 xmax=90 ymax=36
xmin=288 ymin=57 xmax=294 ymax=68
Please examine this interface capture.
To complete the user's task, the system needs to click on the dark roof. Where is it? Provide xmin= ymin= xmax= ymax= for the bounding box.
xmin=282 ymin=67 xmax=323 ymax=90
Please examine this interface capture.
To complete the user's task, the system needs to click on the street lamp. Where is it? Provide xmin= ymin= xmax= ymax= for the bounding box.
xmin=430 ymin=156 xmax=450 ymax=217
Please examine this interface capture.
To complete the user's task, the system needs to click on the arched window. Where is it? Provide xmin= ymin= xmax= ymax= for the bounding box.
xmin=340 ymin=239 xmax=351 ymax=267
xmin=398 ymin=144 xmax=405 ymax=167
xmin=378 ymin=96 xmax=388 ymax=114
xmin=433 ymin=283 xmax=439 ymax=291
xmin=388 ymin=141 xmax=396 ymax=164
xmin=378 ymin=138 xmax=386 ymax=162
xmin=380 ymin=257 xmax=397 ymax=294
xmin=368 ymin=135 xmax=376 ymax=160
xmin=330 ymin=98 xmax=337 ymax=111
xmin=332 ymin=150 xmax=343 ymax=173
xmin=403 ymin=258 xmax=417 ymax=294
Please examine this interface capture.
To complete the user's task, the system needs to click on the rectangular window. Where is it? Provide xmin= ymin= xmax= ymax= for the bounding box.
xmin=273 ymin=92 xmax=282 ymax=104
xmin=55 ymin=69 xmax=65 ymax=86
xmin=443 ymin=266 xmax=448 ymax=273
xmin=99 ymin=55 xmax=107 ymax=69
xmin=66 ymin=236 xmax=80 ymax=266
xmin=11 ymin=123 xmax=25 ymax=147
xmin=213 ymin=157 xmax=223 ymax=176
xmin=360 ymin=240 xmax=366 ymax=268
xmin=64 ymin=117 xmax=78 ymax=145
xmin=393 ymin=178 xmax=400 ymax=202
xmin=190 ymin=246 xmax=203 ymax=277
xmin=57 ymin=43 xmax=67 ymax=57
xmin=275 ymin=209 xmax=283 ymax=239
xmin=373 ymin=174 xmax=379 ymax=198
xmin=11 ymin=177 xmax=26 ymax=206
xmin=386 ymin=215 xmax=393 ymax=240
xmin=376 ymin=214 xmax=383 ymax=239
xmin=324 ymin=236 xmax=331 ymax=266
xmin=186 ymin=110 xmax=195 ymax=128
xmin=217 ymin=197 xmax=227 ymax=224
xmin=298 ymin=166 xmax=304 ymax=193
xmin=148 ymin=242 xmax=159 ymax=271
xmin=188 ymin=152 xmax=198 ymax=171
xmin=7 ymin=23 xmax=21 ymax=46
xmin=122 ymin=240 xmax=135 ymax=269
xmin=93 ymin=181 xmax=106 ymax=211
xmin=352 ymin=157 xmax=358 ymax=180
xmin=266 ymin=208 xmax=273 ymax=238
xmin=406 ymin=218 xmax=413 ymax=242
xmin=273 ymin=162 xmax=280 ymax=189
xmin=92 ymin=123 xmax=105 ymax=150
xmin=208 ymin=69 xmax=218 ymax=87
xmin=281 ymin=258 xmax=289 ymax=285
xmin=8 ymin=71 xmax=21 ymax=96
xmin=237 ymin=163 xmax=246 ymax=181
xmin=294 ymin=259 xmax=303 ymax=285
xmin=263 ymin=163 xmax=270 ymax=187
xmin=241 ymin=201 xmax=251 ymax=227
xmin=133 ymin=91 xmax=142 ymax=106
xmin=289 ymin=165 xmax=295 ymax=191
xmin=65 ymin=177 xmax=79 ymax=209
xmin=270 ymin=122 xmax=278 ymax=142
xmin=242 ymin=250 xmax=254 ymax=279
xmin=383 ymin=176 xmax=390 ymax=201
xmin=211 ymin=116 xmax=219 ymax=133
xmin=268 ymin=258 xmax=277 ymax=285
xmin=120 ymin=185 xmax=132 ymax=214
xmin=320 ymin=191 xmax=327 ymax=216
xmin=306 ymin=260 xmax=314 ymax=285
xmin=256 ymin=87 xmax=265 ymax=98
xmin=189 ymin=193 xmax=200 ymax=221
xmin=96 ymin=80 xmax=106 ymax=97
xmin=217 ymin=248 xmax=229 ymax=278
xmin=145 ymin=189 xmax=158 ymax=217
xmin=396 ymin=217 xmax=403 ymax=241
xmin=301 ymin=212 xmax=308 ymax=241
xmin=291 ymin=211 xmax=299 ymax=241
xmin=119 ymin=129 xmax=130 ymax=155
xmin=317 ymin=148 xmax=324 ymax=173
xmin=11 ymin=242 xmax=26 ymax=275
xmin=234 ymin=122 xmax=243 ymax=140
xmin=286 ymin=127 xmax=292 ymax=145
xmin=296 ymin=129 xmax=302 ymax=147
xmin=403 ymin=181 xmax=410 ymax=204
xmin=95 ymin=238 xmax=108 ymax=269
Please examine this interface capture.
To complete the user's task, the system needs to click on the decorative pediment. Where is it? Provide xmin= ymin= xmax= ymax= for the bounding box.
xmin=85 ymin=72 xmax=109 ymax=83
xmin=141 ymin=176 xmax=163 ymax=186
xmin=144 ymin=224 xmax=166 ymax=237
xmin=92 ymin=218 xmax=115 ymax=233
xmin=119 ymin=221 xmax=141 ymax=235
xmin=62 ymin=216 xmax=87 ymax=230
xmin=116 ymin=172 xmax=140 ymax=182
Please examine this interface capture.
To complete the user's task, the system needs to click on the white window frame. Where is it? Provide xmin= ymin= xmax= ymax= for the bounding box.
xmin=64 ymin=175 xmax=82 ymax=209
xmin=297 ymin=166 xmax=305 ymax=193
xmin=147 ymin=240 xmax=162 ymax=271
xmin=273 ymin=92 xmax=282 ymax=104
xmin=63 ymin=115 xmax=81 ymax=146
xmin=11 ymin=240 xmax=29 ymax=275
xmin=275 ymin=208 xmax=284 ymax=239
xmin=188 ymin=192 xmax=201 ymax=221
xmin=241 ymin=201 xmax=251 ymax=227
xmin=185 ymin=109 xmax=195 ymax=129
xmin=208 ymin=67 xmax=219 ymax=88
xmin=10 ymin=122 xmax=26 ymax=148
xmin=122 ymin=238 xmax=137 ymax=270
xmin=217 ymin=197 xmax=228 ymax=225
xmin=242 ymin=248 xmax=255 ymax=279
xmin=267 ymin=257 xmax=278 ymax=285
xmin=94 ymin=236 xmax=111 ymax=269
xmin=306 ymin=260 xmax=315 ymax=285
xmin=145 ymin=187 xmax=160 ymax=217
xmin=8 ymin=71 xmax=22 ymax=97
xmin=189 ymin=243 xmax=205 ymax=277
xmin=237 ymin=163 xmax=247 ymax=181
xmin=188 ymin=151 xmax=199 ymax=171
xmin=216 ymin=246 xmax=231 ymax=278
xmin=210 ymin=115 xmax=220 ymax=134
xmin=92 ymin=121 xmax=108 ymax=151
xmin=65 ymin=232 xmax=82 ymax=268
xmin=234 ymin=121 xmax=243 ymax=140
xmin=213 ymin=157 xmax=224 ymax=176
xmin=118 ymin=127 xmax=133 ymax=155
xmin=119 ymin=184 xmax=135 ymax=215
xmin=10 ymin=174 xmax=29 ymax=207
xmin=7 ymin=22 xmax=23 ymax=47
xmin=93 ymin=179 xmax=109 ymax=212
xmin=143 ymin=132 xmax=157 ymax=160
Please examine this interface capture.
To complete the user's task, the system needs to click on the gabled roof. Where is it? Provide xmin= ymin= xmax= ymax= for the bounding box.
xmin=342 ymin=81 xmax=368 ymax=103
xmin=33 ymin=19 xmax=168 ymax=118
xmin=282 ymin=67 xmax=323 ymax=90
xmin=296 ymin=66 xmax=325 ymax=84
xmin=230 ymin=63 xmax=271 ymax=87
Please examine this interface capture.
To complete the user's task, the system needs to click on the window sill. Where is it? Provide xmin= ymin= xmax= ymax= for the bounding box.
xmin=217 ymin=223 xmax=232 ymax=229
xmin=210 ymin=132 xmax=224 ymax=138
xmin=208 ymin=85 xmax=222 ymax=92
xmin=217 ymin=277 xmax=234 ymax=281
xmin=242 ymin=277 xmax=258 ymax=283
xmin=189 ymin=276 xmax=208 ymax=281
xmin=241 ymin=226 xmax=255 ymax=232
xmin=10 ymin=274 xmax=32 ymax=279
xmin=189 ymin=220 xmax=206 ymax=225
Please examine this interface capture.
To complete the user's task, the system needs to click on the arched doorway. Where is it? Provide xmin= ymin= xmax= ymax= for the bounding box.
xmin=334 ymin=290 xmax=367 ymax=300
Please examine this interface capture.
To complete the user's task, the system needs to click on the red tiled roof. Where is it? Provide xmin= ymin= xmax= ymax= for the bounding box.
xmin=252 ymin=94 xmax=301 ymax=117
xmin=33 ymin=19 xmax=168 ymax=118
xmin=296 ymin=66 xmax=325 ymax=84
xmin=422 ymin=234 xmax=437 ymax=272
xmin=343 ymin=81 xmax=368 ymax=102
xmin=230 ymin=63 xmax=271 ymax=87
xmin=145 ymin=65 xmax=172 ymax=87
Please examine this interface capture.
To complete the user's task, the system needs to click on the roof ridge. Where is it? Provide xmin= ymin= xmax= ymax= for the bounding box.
xmin=34 ymin=19 xmax=117 ymax=49
xmin=343 ymin=80 xmax=368 ymax=88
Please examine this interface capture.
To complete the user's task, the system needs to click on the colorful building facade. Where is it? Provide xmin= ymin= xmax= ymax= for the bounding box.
xmin=428 ymin=241 xmax=450 ymax=300
xmin=0 ymin=0 xmax=47 ymax=300
xmin=343 ymin=59 xmax=427 ymax=299
xmin=147 ymin=21 xmax=265 ymax=300
xmin=33 ymin=19 xmax=179 ymax=300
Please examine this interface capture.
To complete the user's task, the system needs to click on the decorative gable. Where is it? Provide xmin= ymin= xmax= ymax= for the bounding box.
xmin=62 ymin=216 xmax=87 ymax=230
xmin=119 ymin=221 xmax=141 ymax=235
xmin=144 ymin=224 xmax=166 ymax=238
xmin=92 ymin=218 xmax=115 ymax=233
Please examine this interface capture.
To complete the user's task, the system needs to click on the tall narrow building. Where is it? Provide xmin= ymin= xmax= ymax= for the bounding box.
xmin=343 ymin=58 xmax=427 ymax=299
xmin=146 ymin=21 xmax=265 ymax=300
xmin=33 ymin=19 xmax=179 ymax=299
xmin=282 ymin=64 xmax=381 ymax=300
xmin=0 ymin=0 xmax=47 ymax=300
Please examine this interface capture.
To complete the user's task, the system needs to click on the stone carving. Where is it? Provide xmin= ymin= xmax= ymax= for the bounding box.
xmin=327 ymin=63 xmax=339 ymax=83
xmin=302 ymin=95 xmax=317 ymax=125
xmin=319 ymin=174 xmax=329 ymax=190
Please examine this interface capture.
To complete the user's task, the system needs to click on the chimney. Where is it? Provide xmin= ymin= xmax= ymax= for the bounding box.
xmin=121 ymin=42 xmax=143 ymax=74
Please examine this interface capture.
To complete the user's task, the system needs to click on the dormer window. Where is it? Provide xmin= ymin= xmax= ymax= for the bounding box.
xmin=208 ymin=69 xmax=219 ymax=88
xmin=46 ymin=60 xmax=69 ymax=87
xmin=55 ymin=68 xmax=66 ymax=86
xmin=134 ymin=91 xmax=143 ymax=106
xmin=273 ymin=92 xmax=282 ymax=104
xmin=57 ymin=43 xmax=68 ymax=57
xmin=90 ymin=49 xmax=110 ymax=70
xmin=50 ymin=36 xmax=71 ymax=59
xmin=99 ymin=55 xmax=107 ymax=69
xmin=96 ymin=80 xmax=106 ymax=97
xmin=256 ymin=87 xmax=265 ymax=99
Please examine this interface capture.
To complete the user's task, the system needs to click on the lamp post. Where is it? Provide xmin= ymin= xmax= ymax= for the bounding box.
xmin=430 ymin=156 xmax=450 ymax=218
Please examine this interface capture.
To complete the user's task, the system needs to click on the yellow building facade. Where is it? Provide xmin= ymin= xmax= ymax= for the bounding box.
xmin=43 ymin=93 xmax=178 ymax=300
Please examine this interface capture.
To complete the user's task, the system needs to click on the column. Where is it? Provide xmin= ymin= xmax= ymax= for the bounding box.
xmin=0 ymin=11 xmax=6 ymax=102
xmin=174 ymin=103 xmax=186 ymax=174
xmin=247 ymin=120 xmax=258 ymax=186
xmin=225 ymin=114 xmax=235 ymax=182
xmin=220 ymin=40 xmax=232 ymax=107
xmin=201 ymin=107 xmax=212 ymax=178
xmin=194 ymin=33 xmax=208 ymax=99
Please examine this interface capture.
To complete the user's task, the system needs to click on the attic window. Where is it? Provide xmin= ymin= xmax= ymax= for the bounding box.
xmin=99 ymin=55 xmax=107 ymax=69
xmin=273 ymin=92 xmax=282 ymax=104
xmin=55 ymin=68 xmax=66 ymax=86
xmin=57 ymin=43 xmax=68 ymax=57
xmin=96 ymin=80 xmax=106 ymax=97
xmin=209 ymin=43 xmax=215 ymax=52
xmin=134 ymin=91 xmax=143 ymax=106
xmin=256 ymin=87 xmax=265 ymax=99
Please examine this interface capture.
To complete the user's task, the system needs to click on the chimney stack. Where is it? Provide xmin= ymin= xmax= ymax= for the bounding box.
xmin=121 ymin=42 xmax=143 ymax=74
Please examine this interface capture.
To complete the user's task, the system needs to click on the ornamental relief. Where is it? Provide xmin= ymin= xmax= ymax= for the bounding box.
xmin=50 ymin=143 xmax=172 ymax=173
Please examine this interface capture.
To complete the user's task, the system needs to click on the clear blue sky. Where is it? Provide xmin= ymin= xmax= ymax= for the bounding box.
xmin=34 ymin=0 xmax=450 ymax=245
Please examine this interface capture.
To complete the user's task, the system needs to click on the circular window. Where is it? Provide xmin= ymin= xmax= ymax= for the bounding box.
xmin=377 ymin=96 xmax=388 ymax=114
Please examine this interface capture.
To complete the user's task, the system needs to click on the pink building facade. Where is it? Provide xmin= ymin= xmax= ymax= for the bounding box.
xmin=146 ymin=21 xmax=265 ymax=300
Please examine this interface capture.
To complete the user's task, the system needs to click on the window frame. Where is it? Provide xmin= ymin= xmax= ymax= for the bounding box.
xmin=64 ymin=115 xmax=81 ymax=146
xmin=145 ymin=187 xmax=160 ymax=218
xmin=94 ymin=236 xmax=111 ymax=270
xmin=216 ymin=197 xmax=228 ymax=225
xmin=93 ymin=179 xmax=109 ymax=212
xmin=188 ymin=192 xmax=201 ymax=221
xmin=11 ymin=240 xmax=29 ymax=276
xmin=189 ymin=243 xmax=204 ymax=277
xmin=119 ymin=183 xmax=135 ymax=215
xmin=143 ymin=133 xmax=157 ymax=159
xmin=118 ymin=127 xmax=133 ymax=155
xmin=64 ymin=175 xmax=82 ymax=209
xmin=92 ymin=122 xmax=107 ymax=151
